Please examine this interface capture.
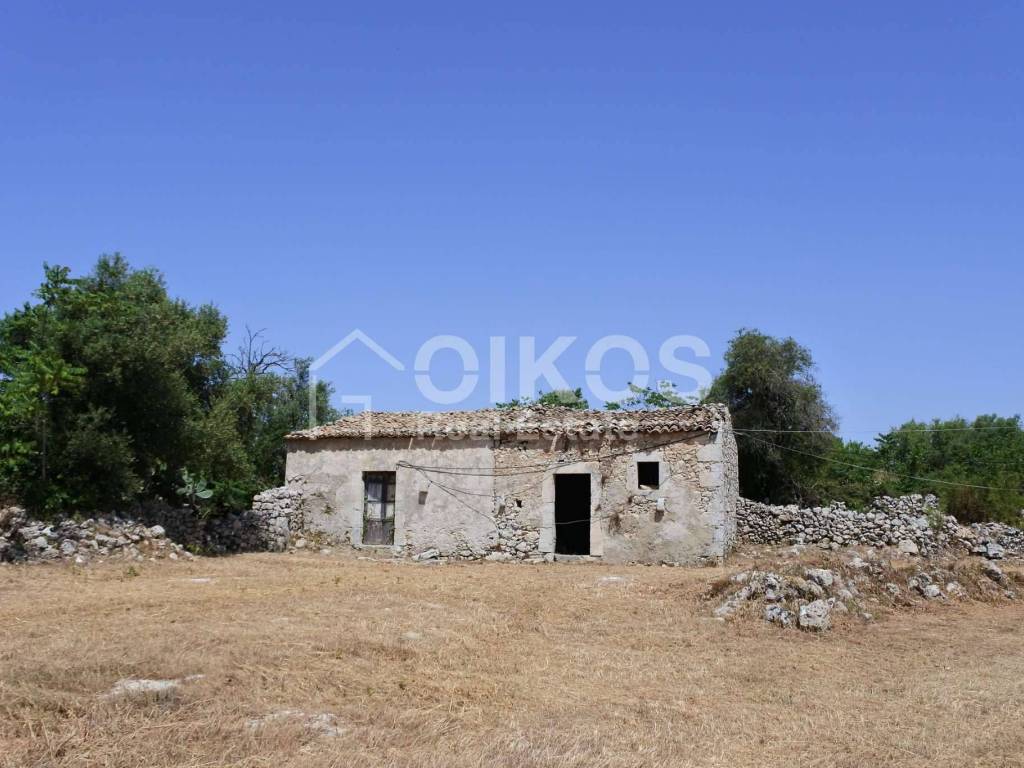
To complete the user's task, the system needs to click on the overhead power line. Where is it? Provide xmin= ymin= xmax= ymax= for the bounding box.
xmin=395 ymin=432 xmax=703 ymax=478
xmin=406 ymin=463 xmax=616 ymax=528
xmin=734 ymin=425 xmax=1018 ymax=435
xmin=736 ymin=432 xmax=1024 ymax=493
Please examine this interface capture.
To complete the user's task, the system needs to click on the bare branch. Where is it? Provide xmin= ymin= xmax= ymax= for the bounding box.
xmin=228 ymin=326 xmax=293 ymax=379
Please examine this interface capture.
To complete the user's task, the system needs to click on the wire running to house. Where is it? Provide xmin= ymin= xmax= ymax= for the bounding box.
xmin=736 ymin=432 xmax=1024 ymax=493
xmin=733 ymin=425 xmax=1018 ymax=434
xmin=409 ymin=463 xmax=616 ymax=528
xmin=405 ymin=462 xmax=580 ymax=526
xmin=402 ymin=437 xmax=718 ymax=528
xmin=404 ymin=464 xmax=499 ymax=530
xmin=394 ymin=431 xmax=707 ymax=478
xmin=408 ymin=430 xmax=1022 ymax=529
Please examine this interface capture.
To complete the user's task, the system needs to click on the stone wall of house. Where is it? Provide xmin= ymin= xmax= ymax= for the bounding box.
xmin=719 ymin=420 xmax=740 ymax=549
xmin=490 ymin=433 xmax=592 ymax=563
xmin=277 ymin=417 xmax=739 ymax=564
xmin=737 ymin=495 xmax=1023 ymax=559
xmin=489 ymin=426 xmax=736 ymax=565
xmin=403 ymin=423 xmax=735 ymax=564
xmin=283 ymin=436 xmax=498 ymax=556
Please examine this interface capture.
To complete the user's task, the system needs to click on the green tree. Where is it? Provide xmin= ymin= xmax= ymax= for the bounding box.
xmin=706 ymin=328 xmax=837 ymax=504
xmin=808 ymin=438 xmax=884 ymax=509
xmin=0 ymin=255 xmax=339 ymax=517
xmin=0 ymin=256 xmax=227 ymax=513
xmin=0 ymin=343 xmax=85 ymax=505
xmin=605 ymin=381 xmax=694 ymax=410
xmin=496 ymin=388 xmax=590 ymax=410
xmin=213 ymin=330 xmax=339 ymax=508
xmin=874 ymin=415 xmax=1024 ymax=523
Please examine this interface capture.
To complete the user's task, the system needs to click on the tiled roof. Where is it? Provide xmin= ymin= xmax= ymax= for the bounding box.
xmin=286 ymin=404 xmax=729 ymax=440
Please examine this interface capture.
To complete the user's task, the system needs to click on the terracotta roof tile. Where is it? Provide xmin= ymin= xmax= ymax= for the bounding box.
xmin=286 ymin=404 xmax=729 ymax=440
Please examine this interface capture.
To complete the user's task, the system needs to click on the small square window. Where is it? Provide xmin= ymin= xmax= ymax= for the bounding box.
xmin=637 ymin=461 xmax=660 ymax=489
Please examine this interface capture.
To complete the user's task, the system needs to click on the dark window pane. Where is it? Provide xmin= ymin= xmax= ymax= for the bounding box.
xmin=637 ymin=461 xmax=660 ymax=489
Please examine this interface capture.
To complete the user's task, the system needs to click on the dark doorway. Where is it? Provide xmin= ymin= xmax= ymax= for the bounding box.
xmin=554 ymin=474 xmax=591 ymax=555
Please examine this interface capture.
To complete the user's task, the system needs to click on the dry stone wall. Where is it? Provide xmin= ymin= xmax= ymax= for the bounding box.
xmin=249 ymin=485 xmax=305 ymax=551
xmin=737 ymin=495 xmax=1023 ymax=559
xmin=0 ymin=500 xmax=290 ymax=564
xmin=131 ymin=502 xmax=289 ymax=554
xmin=0 ymin=506 xmax=195 ymax=564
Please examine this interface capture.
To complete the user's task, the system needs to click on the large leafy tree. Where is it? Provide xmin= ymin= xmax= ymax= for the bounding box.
xmin=0 ymin=255 xmax=337 ymax=516
xmin=0 ymin=256 xmax=228 ymax=512
xmin=211 ymin=328 xmax=339 ymax=509
xmin=808 ymin=437 xmax=884 ymax=510
xmin=874 ymin=415 xmax=1024 ymax=523
xmin=706 ymin=329 xmax=837 ymax=504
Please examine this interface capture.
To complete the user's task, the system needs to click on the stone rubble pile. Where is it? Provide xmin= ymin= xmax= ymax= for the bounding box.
xmin=737 ymin=495 xmax=1023 ymax=559
xmin=712 ymin=567 xmax=865 ymax=631
xmin=961 ymin=521 xmax=1024 ymax=559
xmin=711 ymin=550 xmax=1017 ymax=631
xmin=0 ymin=506 xmax=194 ymax=565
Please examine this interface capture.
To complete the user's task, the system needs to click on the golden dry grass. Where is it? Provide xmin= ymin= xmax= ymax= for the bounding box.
xmin=2 ymin=550 xmax=1023 ymax=768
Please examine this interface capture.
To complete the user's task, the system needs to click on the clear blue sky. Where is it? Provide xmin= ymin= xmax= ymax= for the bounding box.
xmin=2 ymin=2 xmax=1021 ymax=439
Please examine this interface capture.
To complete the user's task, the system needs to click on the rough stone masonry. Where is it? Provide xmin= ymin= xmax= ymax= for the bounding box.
xmin=0 ymin=505 xmax=195 ymax=565
xmin=737 ymin=495 xmax=1024 ymax=559
xmin=261 ymin=405 xmax=740 ymax=564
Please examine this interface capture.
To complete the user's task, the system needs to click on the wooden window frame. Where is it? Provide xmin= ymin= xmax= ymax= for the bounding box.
xmin=362 ymin=471 xmax=396 ymax=545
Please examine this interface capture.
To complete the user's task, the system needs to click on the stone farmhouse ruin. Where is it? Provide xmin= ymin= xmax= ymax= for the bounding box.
xmin=271 ymin=405 xmax=739 ymax=564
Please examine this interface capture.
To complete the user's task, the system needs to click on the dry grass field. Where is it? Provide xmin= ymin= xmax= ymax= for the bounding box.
xmin=2 ymin=550 xmax=1023 ymax=768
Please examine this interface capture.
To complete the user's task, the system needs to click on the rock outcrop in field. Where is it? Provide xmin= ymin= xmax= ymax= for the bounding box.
xmin=707 ymin=546 xmax=1019 ymax=632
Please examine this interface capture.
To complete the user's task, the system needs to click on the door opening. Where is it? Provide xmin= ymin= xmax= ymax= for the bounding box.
xmin=363 ymin=471 xmax=396 ymax=545
xmin=554 ymin=474 xmax=591 ymax=555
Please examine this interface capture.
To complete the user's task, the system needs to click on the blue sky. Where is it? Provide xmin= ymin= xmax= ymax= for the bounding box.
xmin=2 ymin=2 xmax=1021 ymax=439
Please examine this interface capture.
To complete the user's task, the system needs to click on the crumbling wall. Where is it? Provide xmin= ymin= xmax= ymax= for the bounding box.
xmin=132 ymin=502 xmax=287 ymax=553
xmin=283 ymin=436 xmax=497 ymax=555
xmin=278 ymin=418 xmax=739 ymax=565
xmin=491 ymin=425 xmax=737 ymax=565
xmin=737 ymin=495 xmax=1023 ymax=558
xmin=247 ymin=486 xmax=304 ymax=551
xmin=0 ymin=502 xmax=288 ymax=563
xmin=0 ymin=506 xmax=196 ymax=564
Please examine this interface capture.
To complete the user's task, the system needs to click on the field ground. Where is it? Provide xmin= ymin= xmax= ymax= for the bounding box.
xmin=2 ymin=549 xmax=1023 ymax=768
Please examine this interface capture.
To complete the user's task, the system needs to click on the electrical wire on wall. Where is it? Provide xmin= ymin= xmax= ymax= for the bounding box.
xmin=396 ymin=430 xmax=716 ymax=529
